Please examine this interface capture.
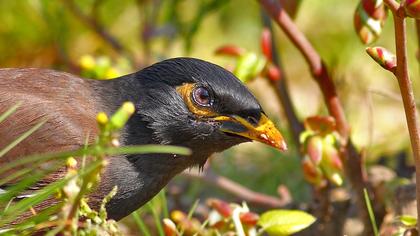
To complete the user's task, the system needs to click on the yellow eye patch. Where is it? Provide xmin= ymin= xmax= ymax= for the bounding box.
xmin=176 ymin=83 xmax=219 ymax=117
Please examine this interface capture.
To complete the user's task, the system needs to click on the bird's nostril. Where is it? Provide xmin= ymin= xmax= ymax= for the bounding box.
xmin=247 ymin=116 xmax=259 ymax=126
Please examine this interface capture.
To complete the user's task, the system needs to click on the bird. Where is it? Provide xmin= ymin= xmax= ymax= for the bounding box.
xmin=0 ymin=57 xmax=287 ymax=221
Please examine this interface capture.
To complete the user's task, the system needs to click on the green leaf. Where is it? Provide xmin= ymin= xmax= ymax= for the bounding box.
xmin=131 ymin=211 xmax=152 ymax=236
xmin=0 ymin=144 xmax=191 ymax=175
xmin=258 ymin=210 xmax=316 ymax=236
xmin=399 ymin=215 xmax=417 ymax=227
xmin=364 ymin=188 xmax=379 ymax=236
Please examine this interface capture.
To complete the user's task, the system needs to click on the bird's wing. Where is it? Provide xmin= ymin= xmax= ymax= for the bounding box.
xmin=0 ymin=68 xmax=101 ymax=184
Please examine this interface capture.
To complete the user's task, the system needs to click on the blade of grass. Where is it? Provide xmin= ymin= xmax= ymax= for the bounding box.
xmin=364 ymin=188 xmax=379 ymax=236
xmin=132 ymin=211 xmax=152 ymax=236
xmin=0 ymin=170 xmax=51 ymax=203
xmin=180 ymin=199 xmax=200 ymax=235
xmin=12 ymin=204 xmax=62 ymax=234
xmin=0 ymin=162 xmax=62 ymax=203
xmin=0 ymin=102 xmax=21 ymax=124
xmin=159 ymin=189 xmax=169 ymax=219
xmin=0 ymin=168 xmax=32 ymax=186
xmin=0 ymin=161 xmax=102 ymax=225
xmin=147 ymin=201 xmax=165 ymax=236
xmin=0 ymin=144 xmax=191 ymax=175
xmin=0 ymin=119 xmax=47 ymax=158
xmin=187 ymin=199 xmax=199 ymax=220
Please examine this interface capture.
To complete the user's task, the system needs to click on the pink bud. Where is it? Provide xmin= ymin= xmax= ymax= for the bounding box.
xmin=366 ymin=46 xmax=397 ymax=73
xmin=215 ymin=45 xmax=246 ymax=57
xmin=240 ymin=212 xmax=260 ymax=226
xmin=261 ymin=28 xmax=273 ymax=61
xmin=354 ymin=0 xmax=387 ymax=44
xmin=302 ymin=156 xmax=326 ymax=187
xmin=207 ymin=198 xmax=232 ymax=218
xmin=404 ymin=0 xmax=420 ymax=19
xmin=266 ymin=64 xmax=281 ymax=82
xmin=306 ymin=136 xmax=323 ymax=164
xmin=303 ymin=116 xmax=336 ymax=135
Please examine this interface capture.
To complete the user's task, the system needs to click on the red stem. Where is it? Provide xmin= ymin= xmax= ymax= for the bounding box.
xmin=391 ymin=7 xmax=420 ymax=231
xmin=383 ymin=0 xmax=400 ymax=13
xmin=259 ymin=0 xmax=349 ymax=138
xmin=259 ymin=0 xmax=372 ymax=234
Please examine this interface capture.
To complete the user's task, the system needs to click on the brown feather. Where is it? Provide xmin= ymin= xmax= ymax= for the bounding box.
xmin=0 ymin=68 xmax=100 ymax=184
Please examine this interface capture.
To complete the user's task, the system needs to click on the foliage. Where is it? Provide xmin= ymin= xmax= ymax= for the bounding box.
xmin=3 ymin=0 xmax=420 ymax=235
xmin=0 ymin=103 xmax=190 ymax=235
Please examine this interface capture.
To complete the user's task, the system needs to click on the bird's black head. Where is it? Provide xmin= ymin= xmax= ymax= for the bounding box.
xmin=126 ymin=57 xmax=286 ymax=166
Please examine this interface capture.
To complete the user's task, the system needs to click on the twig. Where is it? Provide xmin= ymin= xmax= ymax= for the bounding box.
xmin=182 ymin=169 xmax=291 ymax=208
xmin=260 ymin=14 xmax=337 ymax=232
xmin=261 ymin=12 xmax=304 ymax=145
xmin=258 ymin=0 xmax=349 ymax=138
xmin=383 ymin=0 xmax=400 ymax=14
xmin=369 ymin=88 xmax=420 ymax=106
xmin=63 ymin=0 xmax=134 ymax=63
xmin=258 ymin=0 xmax=371 ymax=234
xmin=386 ymin=3 xmax=420 ymax=231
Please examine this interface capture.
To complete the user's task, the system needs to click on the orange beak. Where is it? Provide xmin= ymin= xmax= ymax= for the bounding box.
xmin=214 ymin=113 xmax=287 ymax=151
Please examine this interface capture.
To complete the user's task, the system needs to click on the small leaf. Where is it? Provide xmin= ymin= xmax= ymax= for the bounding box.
xmin=354 ymin=0 xmax=387 ymax=44
xmin=320 ymin=141 xmax=344 ymax=186
xmin=306 ymin=136 xmax=323 ymax=164
xmin=399 ymin=215 xmax=417 ymax=227
xmin=303 ymin=116 xmax=336 ymax=135
xmin=233 ymin=52 xmax=267 ymax=83
xmin=258 ymin=210 xmax=316 ymax=236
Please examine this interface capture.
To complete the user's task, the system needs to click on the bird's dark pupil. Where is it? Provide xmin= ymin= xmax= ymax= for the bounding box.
xmin=193 ymin=87 xmax=211 ymax=106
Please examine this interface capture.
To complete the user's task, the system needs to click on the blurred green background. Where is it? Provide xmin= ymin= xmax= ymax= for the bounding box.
xmin=1 ymin=0 xmax=419 ymax=228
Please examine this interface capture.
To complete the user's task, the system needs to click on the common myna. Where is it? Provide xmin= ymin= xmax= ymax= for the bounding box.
xmin=0 ymin=57 xmax=286 ymax=220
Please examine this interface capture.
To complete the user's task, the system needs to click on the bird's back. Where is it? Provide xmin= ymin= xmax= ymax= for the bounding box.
xmin=0 ymin=68 xmax=101 ymax=179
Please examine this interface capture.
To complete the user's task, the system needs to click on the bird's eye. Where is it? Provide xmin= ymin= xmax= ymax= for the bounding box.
xmin=192 ymin=86 xmax=212 ymax=107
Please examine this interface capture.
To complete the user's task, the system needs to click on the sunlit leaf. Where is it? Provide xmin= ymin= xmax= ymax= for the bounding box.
xmin=399 ymin=215 xmax=417 ymax=227
xmin=258 ymin=210 xmax=316 ymax=236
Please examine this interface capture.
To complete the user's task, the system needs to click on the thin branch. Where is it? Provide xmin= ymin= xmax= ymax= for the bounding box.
xmin=261 ymin=12 xmax=304 ymax=145
xmin=390 ymin=6 xmax=420 ymax=231
xmin=260 ymin=13 xmax=339 ymax=232
xmin=369 ymin=88 xmax=420 ymax=106
xmin=259 ymin=0 xmax=372 ymax=234
xmin=383 ymin=0 xmax=400 ymax=14
xmin=182 ymin=169 xmax=291 ymax=209
xmin=258 ymin=0 xmax=349 ymax=139
xmin=63 ymin=0 xmax=134 ymax=62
